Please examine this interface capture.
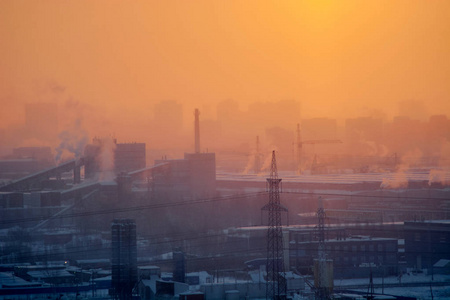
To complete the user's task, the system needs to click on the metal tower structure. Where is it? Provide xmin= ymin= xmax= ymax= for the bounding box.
xmin=315 ymin=196 xmax=330 ymax=300
xmin=366 ymin=269 xmax=375 ymax=300
xmin=262 ymin=151 xmax=287 ymax=299
xmin=295 ymin=123 xmax=342 ymax=174
xmin=317 ymin=196 xmax=326 ymax=259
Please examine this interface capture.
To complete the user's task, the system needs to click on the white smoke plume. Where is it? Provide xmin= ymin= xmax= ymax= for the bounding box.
xmin=437 ymin=139 xmax=450 ymax=167
xmin=98 ymin=136 xmax=116 ymax=181
xmin=428 ymin=169 xmax=449 ymax=186
xmin=380 ymin=148 xmax=422 ymax=189
xmin=242 ymin=151 xmax=256 ymax=175
xmin=427 ymin=139 xmax=450 ymax=185
xmin=380 ymin=172 xmax=408 ymax=189
xmin=55 ymin=119 xmax=88 ymax=163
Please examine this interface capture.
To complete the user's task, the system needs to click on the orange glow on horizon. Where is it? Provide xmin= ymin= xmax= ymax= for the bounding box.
xmin=0 ymin=1 xmax=449 ymax=156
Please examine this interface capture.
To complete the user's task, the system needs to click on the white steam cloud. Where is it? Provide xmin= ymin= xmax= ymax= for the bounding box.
xmin=98 ymin=137 xmax=116 ymax=181
xmin=55 ymin=119 xmax=88 ymax=163
xmin=380 ymin=148 xmax=422 ymax=189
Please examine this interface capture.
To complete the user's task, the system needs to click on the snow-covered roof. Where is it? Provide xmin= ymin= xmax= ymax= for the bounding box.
xmin=0 ymin=272 xmax=42 ymax=288
xmin=434 ymin=259 xmax=450 ymax=268
xmin=27 ymin=269 xmax=74 ymax=279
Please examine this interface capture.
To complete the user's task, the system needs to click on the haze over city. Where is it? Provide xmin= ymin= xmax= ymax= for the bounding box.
xmin=0 ymin=1 xmax=450 ymax=300
xmin=1 ymin=1 xmax=449 ymax=145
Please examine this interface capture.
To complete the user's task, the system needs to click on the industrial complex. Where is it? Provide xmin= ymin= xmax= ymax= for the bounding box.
xmin=0 ymin=106 xmax=449 ymax=300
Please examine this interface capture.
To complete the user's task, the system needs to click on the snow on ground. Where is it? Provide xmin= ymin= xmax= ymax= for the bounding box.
xmin=335 ymin=272 xmax=450 ymax=300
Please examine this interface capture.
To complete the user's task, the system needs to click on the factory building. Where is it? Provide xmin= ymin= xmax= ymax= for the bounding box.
xmin=115 ymin=142 xmax=146 ymax=173
xmin=153 ymin=152 xmax=216 ymax=198
xmin=404 ymin=220 xmax=450 ymax=270
xmin=289 ymin=229 xmax=399 ymax=278
xmin=84 ymin=138 xmax=146 ymax=178
xmin=0 ymin=147 xmax=54 ymax=179
xmin=150 ymin=108 xmax=216 ymax=198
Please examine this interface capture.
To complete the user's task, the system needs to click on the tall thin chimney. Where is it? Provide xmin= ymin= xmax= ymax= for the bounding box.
xmin=194 ymin=108 xmax=200 ymax=153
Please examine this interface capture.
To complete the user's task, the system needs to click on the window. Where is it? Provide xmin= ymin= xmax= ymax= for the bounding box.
xmin=387 ymin=254 xmax=396 ymax=263
xmin=414 ymin=233 xmax=421 ymax=242
xmin=386 ymin=243 xmax=396 ymax=252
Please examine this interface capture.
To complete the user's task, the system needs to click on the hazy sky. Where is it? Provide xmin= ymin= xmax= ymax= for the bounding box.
xmin=1 ymin=1 xmax=449 ymax=133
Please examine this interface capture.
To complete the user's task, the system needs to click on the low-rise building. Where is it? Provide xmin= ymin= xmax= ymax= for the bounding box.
xmin=404 ymin=220 xmax=450 ymax=270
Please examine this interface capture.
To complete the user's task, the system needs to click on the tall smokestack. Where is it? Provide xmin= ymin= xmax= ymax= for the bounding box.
xmin=296 ymin=123 xmax=302 ymax=174
xmin=194 ymin=108 xmax=200 ymax=153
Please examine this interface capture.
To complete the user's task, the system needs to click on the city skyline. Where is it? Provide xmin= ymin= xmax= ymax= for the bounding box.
xmin=1 ymin=1 xmax=449 ymax=136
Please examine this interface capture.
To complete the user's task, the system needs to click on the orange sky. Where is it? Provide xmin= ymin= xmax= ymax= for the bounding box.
xmin=1 ymin=1 xmax=449 ymax=138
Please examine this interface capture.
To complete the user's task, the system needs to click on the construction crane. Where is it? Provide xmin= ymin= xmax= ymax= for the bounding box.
xmin=296 ymin=124 xmax=342 ymax=174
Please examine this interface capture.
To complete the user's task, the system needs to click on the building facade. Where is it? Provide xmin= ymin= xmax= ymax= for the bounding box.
xmin=404 ymin=220 xmax=450 ymax=270
xmin=111 ymin=219 xmax=138 ymax=300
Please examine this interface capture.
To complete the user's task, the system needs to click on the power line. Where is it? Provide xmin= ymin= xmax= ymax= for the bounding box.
xmin=0 ymin=192 xmax=266 ymax=226
xmin=2 ymin=189 xmax=448 ymax=227
xmin=282 ymin=190 xmax=450 ymax=201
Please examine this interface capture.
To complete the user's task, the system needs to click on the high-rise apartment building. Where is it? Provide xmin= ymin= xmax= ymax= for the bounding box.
xmin=111 ymin=219 xmax=138 ymax=300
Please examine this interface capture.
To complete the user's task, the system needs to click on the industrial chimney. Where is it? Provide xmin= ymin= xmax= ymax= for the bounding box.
xmin=194 ymin=108 xmax=200 ymax=153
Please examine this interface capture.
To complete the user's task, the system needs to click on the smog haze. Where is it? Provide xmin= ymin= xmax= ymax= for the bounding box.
xmin=1 ymin=1 xmax=449 ymax=153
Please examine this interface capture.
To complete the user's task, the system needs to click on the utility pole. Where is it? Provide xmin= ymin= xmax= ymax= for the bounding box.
xmin=262 ymin=151 xmax=288 ymax=299
xmin=367 ymin=269 xmax=375 ymax=300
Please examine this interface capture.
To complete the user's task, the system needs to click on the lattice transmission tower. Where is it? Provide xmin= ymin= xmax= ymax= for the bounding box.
xmin=314 ymin=196 xmax=333 ymax=300
xmin=262 ymin=151 xmax=288 ymax=299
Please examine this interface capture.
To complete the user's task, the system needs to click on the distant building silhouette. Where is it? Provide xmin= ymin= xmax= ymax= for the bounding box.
xmin=152 ymin=100 xmax=183 ymax=148
xmin=25 ymin=103 xmax=58 ymax=142
xmin=115 ymin=143 xmax=146 ymax=173
xmin=301 ymin=118 xmax=337 ymax=141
